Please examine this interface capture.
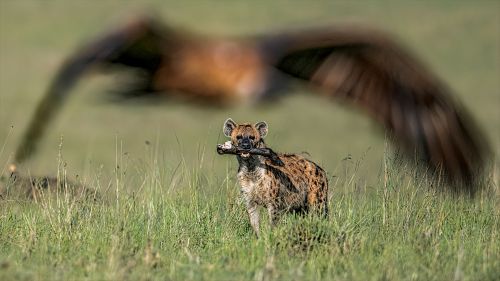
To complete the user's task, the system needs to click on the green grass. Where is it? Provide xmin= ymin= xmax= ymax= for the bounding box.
xmin=0 ymin=149 xmax=499 ymax=281
xmin=0 ymin=1 xmax=499 ymax=280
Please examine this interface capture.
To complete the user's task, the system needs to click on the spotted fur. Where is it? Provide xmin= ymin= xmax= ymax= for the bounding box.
xmin=223 ymin=118 xmax=328 ymax=236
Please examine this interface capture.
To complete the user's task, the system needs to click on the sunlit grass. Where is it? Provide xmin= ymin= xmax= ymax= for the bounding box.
xmin=0 ymin=142 xmax=498 ymax=281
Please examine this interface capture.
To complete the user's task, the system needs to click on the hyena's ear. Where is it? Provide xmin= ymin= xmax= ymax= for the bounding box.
xmin=255 ymin=121 xmax=268 ymax=138
xmin=223 ymin=118 xmax=237 ymax=137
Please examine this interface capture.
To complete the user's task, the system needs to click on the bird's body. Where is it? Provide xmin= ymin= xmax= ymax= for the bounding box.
xmin=153 ymin=38 xmax=270 ymax=103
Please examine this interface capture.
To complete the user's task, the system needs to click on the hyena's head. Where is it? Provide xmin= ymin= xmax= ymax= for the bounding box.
xmin=223 ymin=118 xmax=268 ymax=151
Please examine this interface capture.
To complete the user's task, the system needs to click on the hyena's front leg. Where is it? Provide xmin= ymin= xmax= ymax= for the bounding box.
xmin=246 ymin=202 xmax=260 ymax=237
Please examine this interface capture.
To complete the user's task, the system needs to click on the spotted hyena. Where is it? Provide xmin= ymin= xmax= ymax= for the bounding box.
xmin=222 ymin=118 xmax=328 ymax=236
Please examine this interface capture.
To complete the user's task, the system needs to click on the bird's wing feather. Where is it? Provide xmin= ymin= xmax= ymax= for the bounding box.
xmin=258 ymin=26 xmax=490 ymax=191
xmin=14 ymin=16 xmax=169 ymax=163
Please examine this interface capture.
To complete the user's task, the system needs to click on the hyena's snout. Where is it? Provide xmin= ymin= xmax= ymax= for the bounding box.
xmin=239 ymin=137 xmax=252 ymax=149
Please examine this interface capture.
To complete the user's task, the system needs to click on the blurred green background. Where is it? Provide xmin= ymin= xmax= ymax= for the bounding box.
xmin=0 ymin=0 xmax=498 ymax=185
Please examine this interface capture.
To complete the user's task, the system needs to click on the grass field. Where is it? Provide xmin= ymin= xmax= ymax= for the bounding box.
xmin=0 ymin=1 xmax=499 ymax=280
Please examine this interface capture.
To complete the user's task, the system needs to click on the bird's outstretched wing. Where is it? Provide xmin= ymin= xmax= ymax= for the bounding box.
xmin=14 ymin=17 xmax=170 ymax=163
xmin=259 ymin=26 xmax=490 ymax=191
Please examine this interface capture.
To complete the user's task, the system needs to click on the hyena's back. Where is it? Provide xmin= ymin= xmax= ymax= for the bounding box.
xmin=264 ymin=153 xmax=328 ymax=215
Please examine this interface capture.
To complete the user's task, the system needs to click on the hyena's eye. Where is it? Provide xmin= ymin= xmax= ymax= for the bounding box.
xmin=236 ymin=135 xmax=242 ymax=140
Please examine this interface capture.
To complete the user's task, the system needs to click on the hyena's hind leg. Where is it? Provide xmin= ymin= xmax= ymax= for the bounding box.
xmin=307 ymin=178 xmax=329 ymax=218
xmin=267 ymin=204 xmax=281 ymax=228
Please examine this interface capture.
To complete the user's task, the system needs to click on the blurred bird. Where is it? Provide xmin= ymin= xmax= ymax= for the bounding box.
xmin=14 ymin=15 xmax=490 ymax=193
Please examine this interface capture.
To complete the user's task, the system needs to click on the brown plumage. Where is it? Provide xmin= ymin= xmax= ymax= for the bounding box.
xmin=14 ymin=15 xmax=490 ymax=193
